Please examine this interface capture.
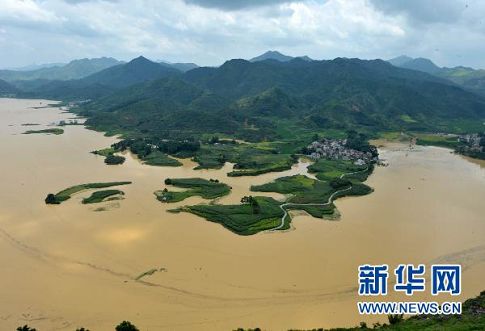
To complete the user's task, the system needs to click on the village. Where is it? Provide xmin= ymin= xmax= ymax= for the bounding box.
xmin=458 ymin=133 xmax=484 ymax=152
xmin=305 ymin=138 xmax=378 ymax=165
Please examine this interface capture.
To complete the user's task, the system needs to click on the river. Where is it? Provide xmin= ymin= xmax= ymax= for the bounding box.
xmin=0 ymin=98 xmax=484 ymax=330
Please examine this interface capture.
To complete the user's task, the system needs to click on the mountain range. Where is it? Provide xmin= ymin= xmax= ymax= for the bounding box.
xmin=19 ymin=56 xmax=182 ymax=99
xmin=250 ymin=50 xmax=313 ymax=62
xmin=0 ymin=79 xmax=18 ymax=96
xmin=0 ymin=57 xmax=123 ymax=82
xmin=388 ymin=55 xmax=485 ymax=96
xmin=2 ymin=51 xmax=484 ymax=139
xmin=73 ymin=56 xmax=485 ymax=141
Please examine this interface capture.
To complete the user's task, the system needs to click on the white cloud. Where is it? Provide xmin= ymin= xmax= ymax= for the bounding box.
xmin=0 ymin=0 xmax=484 ymax=69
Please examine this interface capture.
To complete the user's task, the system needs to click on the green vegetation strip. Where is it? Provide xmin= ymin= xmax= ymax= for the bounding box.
xmin=155 ymin=178 xmax=231 ymax=203
xmin=177 ymin=159 xmax=373 ymax=235
xmin=45 ymin=181 xmax=131 ymax=204
xmin=92 ymin=147 xmax=126 ymax=165
xmin=173 ymin=196 xmax=284 ymax=236
xmin=23 ymin=128 xmax=64 ymax=135
xmin=82 ymin=189 xmax=124 ymax=204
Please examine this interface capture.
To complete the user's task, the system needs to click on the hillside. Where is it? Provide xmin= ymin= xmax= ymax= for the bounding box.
xmin=24 ymin=56 xmax=181 ymax=99
xmin=159 ymin=61 xmax=199 ymax=72
xmin=388 ymin=55 xmax=485 ymax=95
xmin=77 ymin=57 xmax=485 ymax=140
xmin=0 ymin=57 xmax=122 ymax=82
xmin=250 ymin=50 xmax=313 ymax=62
xmin=0 ymin=79 xmax=18 ymax=96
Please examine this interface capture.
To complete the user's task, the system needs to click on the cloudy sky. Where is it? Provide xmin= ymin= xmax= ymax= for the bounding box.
xmin=1 ymin=0 xmax=484 ymax=69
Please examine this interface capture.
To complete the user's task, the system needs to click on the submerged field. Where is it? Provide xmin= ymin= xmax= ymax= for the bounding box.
xmin=45 ymin=181 xmax=131 ymax=204
xmin=155 ymin=177 xmax=231 ymax=203
xmin=176 ymin=158 xmax=374 ymax=235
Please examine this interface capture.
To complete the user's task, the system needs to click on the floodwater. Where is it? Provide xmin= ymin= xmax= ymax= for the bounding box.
xmin=0 ymin=98 xmax=484 ymax=331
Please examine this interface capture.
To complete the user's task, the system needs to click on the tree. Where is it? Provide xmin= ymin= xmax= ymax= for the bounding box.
xmin=115 ymin=321 xmax=139 ymax=331
xmin=17 ymin=326 xmax=36 ymax=331
xmin=251 ymin=199 xmax=261 ymax=214
xmin=388 ymin=313 xmax=404 ymax=325
xmin=105 ymin=154 xmax=126 ymax=165
xmin=76 ymin=328 xmax=90 ymax=331
xmin=164 ymin=178 xmax=172 ymax=185
xmin=45 ymin=193 xmax=59 ymax=204
xmin=329 ymin=178 xmax=352 ymax=189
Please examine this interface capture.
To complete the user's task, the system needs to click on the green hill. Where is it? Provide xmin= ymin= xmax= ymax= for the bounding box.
xmin=0 ymin=57 xmax=121 ymax=82
xmin=75 ymin=57 xmax=485 ymax=139
xmin=249 ymin=50 xmax=313 ymax=62
xmin=0 ymin=79 xmax=18 ymax=96
xmin=23 ymin=56 xmax=181 ymax=100
xmin=388 ymin=55 xmax=485 ymax=96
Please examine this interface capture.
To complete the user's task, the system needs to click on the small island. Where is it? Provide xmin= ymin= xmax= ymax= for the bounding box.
xmin=155 ymin=178 xmax=231 ymax=203
xmin=82 ymin=189 xmax=125 ymax=204
xmin=176 ymin=158 xmax=374 ymax=235
xmin=172 ymin=196 xmax=284 ymax=236
xmin=23 ymin=128 xmax=64 ymax=135
xmin=45 ymin=181 xmax=132 ymax=204
xmin=91 ymin=147 xmax=126 ymax=165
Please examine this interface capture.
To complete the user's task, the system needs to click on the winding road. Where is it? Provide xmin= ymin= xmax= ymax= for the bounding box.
xmin=269 ymin=166 xmax=370 ymax=231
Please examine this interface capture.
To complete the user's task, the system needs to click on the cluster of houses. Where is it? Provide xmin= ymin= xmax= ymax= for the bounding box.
xmin=458 ymin=133 xmax=484 ymax=152
xmin=306 ymin=138 xmax=377 ymax=165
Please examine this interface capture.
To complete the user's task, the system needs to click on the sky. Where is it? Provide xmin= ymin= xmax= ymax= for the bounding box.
xmin=1 ymin=0 xmax=485 ymax=69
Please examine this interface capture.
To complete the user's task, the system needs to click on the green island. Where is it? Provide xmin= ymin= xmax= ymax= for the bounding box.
xmin=23 ymin=128 xmax=64 ymax=135
xmin=91 ymin=147 xmax=126 ymax=165
xmin=45 ymin=181 xmax=131 ymax=204
xmin=252 ymin=167 xmax=372 ymax=221
xmin=155 ymin=178 xmax=231 ymax=203
xmin=172 ymin=196 xmax=284 ymax=236
xmin=175 ymin=159 xmax=373 ymax=236
xmin=82 ymin=189 xmax=124 ymax=204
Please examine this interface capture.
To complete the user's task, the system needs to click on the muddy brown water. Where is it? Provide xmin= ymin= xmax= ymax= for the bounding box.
xmin=0 ymin=98 xmax=484 ymax=330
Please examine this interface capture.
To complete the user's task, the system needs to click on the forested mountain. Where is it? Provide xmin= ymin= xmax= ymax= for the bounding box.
xmin=77 ymin=57 xmax=485 ymax=140
xmin=22 ymin=56 xmax=181 ymax=99
xmin=0 ymin=79 xmax=18 ymax=95
xmin=388 ymin=55 xmax=485 ymax=96
xmin=159 ymin=61 xmax=199 ymax=72
xmin=0 ymin=57 xmax=122 ymax=82
xmin=249 ymin=50 xmax=313 ymax=62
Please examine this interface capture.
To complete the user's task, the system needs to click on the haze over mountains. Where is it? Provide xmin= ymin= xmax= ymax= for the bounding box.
xmin=388 ymin=55 xmax=485 ymax=96
xmin=0 ymin=79 xmax=18 ymax=95
xmin=0 ymin=57 xmax=123 ymax=82
xmin=250 ymin=50 xmax=313 ymax=62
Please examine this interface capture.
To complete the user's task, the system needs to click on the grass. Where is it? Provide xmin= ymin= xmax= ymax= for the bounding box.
xmin=23 ymin=128 xmax=64 ymax=135
xmin=142 ymin=151 xmax=182 ymax=167
xmin=177 ymin=159 xmax=373 ymax=235
xmin=91 ymin=147 xmax=115 ymax=157
xmin=308 ymin=159 xmax=369 ymax=181
xmin=82 ymin=189 xmax=124 ymax=204
xmin=92 ymin=147 xmax=126 ymax=165
xmin=155 ymin=178 xmax=231 ymax=203
xmin=173 ymin=196 xmax=284 ymax=235
xmin=228 ymin=152 xmax=297 ymax=177
xmin=415 ymin=133 xmax=459 ymax=149
xmin=192 ymin=142 xmax=297 ymax=175
xmin=251 ymin=174 xmax=372 ymax=219
xmin=45 ymin=181 xmax=132 ymax=204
